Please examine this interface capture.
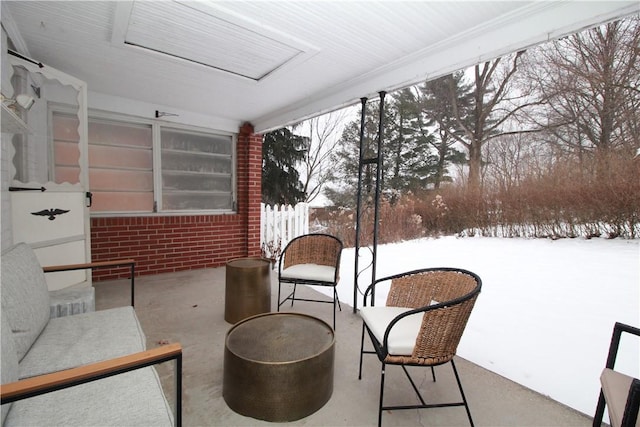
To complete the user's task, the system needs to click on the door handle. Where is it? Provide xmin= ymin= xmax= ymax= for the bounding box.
xmin=86 ymin=191 xmax=93 ymax=207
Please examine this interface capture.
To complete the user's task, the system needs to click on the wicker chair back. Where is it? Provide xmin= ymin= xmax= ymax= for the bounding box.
xmin=385 ymin=269 xmax=481 ymax=365
xmin=282 ymin=234 xmax=342 ymax=274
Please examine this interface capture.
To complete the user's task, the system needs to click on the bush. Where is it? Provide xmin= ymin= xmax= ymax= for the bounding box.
xmin=314 ymin=154 xmax=639 ymax=245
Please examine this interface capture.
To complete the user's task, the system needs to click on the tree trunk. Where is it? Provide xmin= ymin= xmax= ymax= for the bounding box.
xmin=468 ymin=142 xmax=483 ymax=190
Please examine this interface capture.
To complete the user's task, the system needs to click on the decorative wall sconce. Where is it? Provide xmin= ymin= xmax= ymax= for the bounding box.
xmin=2 ymin=93 xmax=36 ymax=111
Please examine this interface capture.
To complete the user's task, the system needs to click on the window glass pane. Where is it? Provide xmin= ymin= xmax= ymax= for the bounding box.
xmin=163 ymin=193 xmax=232 ymax=210
xmin=161 ymin=128 xmax=233 ymax=211
xmin=52 ymin=112 xmax=80 ymax=184
xmin=162 ymin=129 xmax=232 ymax=155
xmin=88 ymin=119 xmax=153 ymax=212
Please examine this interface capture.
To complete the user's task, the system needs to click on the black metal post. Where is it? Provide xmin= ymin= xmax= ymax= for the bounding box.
xmin=371 ymin=91 xmax=386 ymax=303
xmin=353 ymin=97 xmax=367 ymax=313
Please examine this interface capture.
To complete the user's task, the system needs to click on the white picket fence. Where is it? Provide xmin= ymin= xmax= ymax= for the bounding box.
xmin=260 ymin=203 xmax=309 ymax=258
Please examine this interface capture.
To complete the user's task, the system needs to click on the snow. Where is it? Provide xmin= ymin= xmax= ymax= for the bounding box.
xmin=320 ymin=236 xmax=640 ymax=416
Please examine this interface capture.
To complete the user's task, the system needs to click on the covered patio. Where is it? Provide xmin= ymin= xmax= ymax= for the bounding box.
xmin=2 ymin=2 xmax=638 ymax=425
xmin=2 ymin=1 xmax=637 ymax=274
xmin=96 ymin=267 xmax=591 ymax=426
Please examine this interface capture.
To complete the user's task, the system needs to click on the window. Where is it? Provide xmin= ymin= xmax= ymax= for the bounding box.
xmin=161 ymin=128 xmax=233 ymax=211
xmin=88 ymin=118 xmax=154 ymax=212
xmin=52 ymin=112 xmax=235 ymax=214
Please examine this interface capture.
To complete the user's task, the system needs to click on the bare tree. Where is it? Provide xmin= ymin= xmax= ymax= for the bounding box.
xmin=300 ymin=109 xmax=352 ymax=203
xmin=484 ymin=133 xmax=556 ymax=191
xmin=443 ymin=51 xmax=542 ymax=191
xmin=523 ymin=17 xmax=640 ymax=180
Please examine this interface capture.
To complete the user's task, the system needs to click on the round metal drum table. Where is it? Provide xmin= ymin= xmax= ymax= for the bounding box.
xmin=223 ymin=312 xmax=335 ymax=422
xmin=224 ymin=257 xmax=271 ymax=324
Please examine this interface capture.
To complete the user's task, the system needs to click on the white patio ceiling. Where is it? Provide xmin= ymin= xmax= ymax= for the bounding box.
xmin=2 ymin=1 xmax=638 ymax=133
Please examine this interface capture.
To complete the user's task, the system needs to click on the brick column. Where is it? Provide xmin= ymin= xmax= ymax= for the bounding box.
xmin=238 ymin=122 xmax=263 ymax=257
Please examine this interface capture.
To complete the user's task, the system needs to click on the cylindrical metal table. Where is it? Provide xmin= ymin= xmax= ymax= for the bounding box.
xmin=223 ymin=312 xmax=335 ymax=422
xmin=224 ymin=257 xmax=271 ymax=324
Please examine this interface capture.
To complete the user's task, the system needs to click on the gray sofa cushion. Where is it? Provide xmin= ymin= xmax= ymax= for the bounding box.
xmin=5 ymin=366 xmax=174 ymax=426
xmin=1 ymin=306 xmax=19 ymax=425
xmin=19 ymin=306 xmax=147 ymax=379
xmin=1 ymin=243 xmax=51 ymax=362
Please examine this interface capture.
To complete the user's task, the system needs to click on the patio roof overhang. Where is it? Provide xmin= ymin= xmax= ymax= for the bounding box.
xmin=2 ymin=1 xmax=638 ymax=134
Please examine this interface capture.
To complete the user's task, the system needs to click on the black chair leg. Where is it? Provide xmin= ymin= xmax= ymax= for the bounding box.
xmin=451 ymin=359 xmax=474 ymax=427
xmin=290 ymin=283 xmax=297 ymax=307
xmin=593 ymin=390 xmax=606 ymax=427
xmin=332 ymin=296 xmax=336 ymax=330
xmin=378 ymin=362 xmax=386 ymax=427
xmin=358 ymin=323 xmax=366 ymax=380
xmin=333 ymin=289 xmax=341 ymax=330
xmin=276 ymin=281 xmax=281 ymax=312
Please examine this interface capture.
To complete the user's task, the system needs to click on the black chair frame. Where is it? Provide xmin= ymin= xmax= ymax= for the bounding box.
xmin=593 ymin=322 xmax=640 ymax=427
xmin=358 ymin=267 xmax=481 ymax=427
xmin=277 ymin=233 xmax=343 ymax=329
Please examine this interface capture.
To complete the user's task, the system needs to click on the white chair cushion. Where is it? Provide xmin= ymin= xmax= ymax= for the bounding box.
xmin=359 ymin=306 xmax=423 ymax=356
xmin=600 ymin=368 xmax=640 ymax=427
xmin=281 ymin=264 xmax=336 ymax=283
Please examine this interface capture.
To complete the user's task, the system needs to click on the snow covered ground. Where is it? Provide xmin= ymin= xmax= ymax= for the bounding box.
xmin=319 ymin=236 xmax=639 ymax=417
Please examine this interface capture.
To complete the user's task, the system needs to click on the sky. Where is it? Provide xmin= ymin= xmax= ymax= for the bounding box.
xmin=314 ymin=235 xmax=639 ymax=417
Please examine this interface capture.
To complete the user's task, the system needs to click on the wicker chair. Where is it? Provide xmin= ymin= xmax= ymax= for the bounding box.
xmin=358 ymin=267 xmax=482 ymax=427
xmin=593 ymin=322 xmax=640 ymax=427
xmin=277 ymin=234 xmax=343 ymax=330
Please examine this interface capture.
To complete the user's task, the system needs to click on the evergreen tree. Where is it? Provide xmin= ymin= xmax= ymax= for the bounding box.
xmin=386 ymin=89 xmax=414 ymax=191
xmin=262 ymin=127 xmax=308 ymax=205
xmin=389 ymin=88 xmax=442 ymax=191
xmin=418 ymin=73 xmax=471 ymax=188
xmin=325 ymin=99 xmax=393 ymax=207
xmin=325 ymin=92 xmax=443 ymax=206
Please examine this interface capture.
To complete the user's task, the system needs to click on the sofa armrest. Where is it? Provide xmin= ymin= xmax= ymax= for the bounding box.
xmin=43 ymin=259 xmax=136 ymax=307
xmin=1 ymin=343 xmax=182 ymax=426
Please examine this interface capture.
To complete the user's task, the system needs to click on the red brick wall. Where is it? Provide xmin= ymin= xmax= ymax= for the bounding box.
xmin=239 ymin=123 xmax=263 ymax=257
xmin=90 ymin=123 xmax=263 ymax=281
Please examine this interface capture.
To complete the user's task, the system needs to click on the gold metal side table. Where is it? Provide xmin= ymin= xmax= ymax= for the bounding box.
xmin=223 ymin=312 xmax=335 ymax=422
xmin=224 ymin=257 xmax=271 ymax=324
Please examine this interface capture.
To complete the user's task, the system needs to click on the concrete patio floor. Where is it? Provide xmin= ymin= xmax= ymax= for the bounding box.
xmin=95 ymin=266 xmax=593 ymax=427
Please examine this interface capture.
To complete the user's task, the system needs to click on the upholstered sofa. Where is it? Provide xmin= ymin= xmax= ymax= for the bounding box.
xmin=1 ymin=242 xmax=182 ymax=426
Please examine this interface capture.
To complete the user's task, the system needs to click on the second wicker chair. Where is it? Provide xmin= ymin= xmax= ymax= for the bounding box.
xmin=277 ymin=234 xmax=343 ymax=330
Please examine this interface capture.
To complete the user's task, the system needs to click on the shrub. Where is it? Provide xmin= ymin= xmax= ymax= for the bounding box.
xmin=313 ymin=153 xmax=639 ymax=245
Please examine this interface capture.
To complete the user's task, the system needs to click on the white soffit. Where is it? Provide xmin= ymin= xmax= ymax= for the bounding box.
xmin=252 ymin=1 xmax=640 ymax=132
xmin=112 ymin=0 xmax=317 ymax=81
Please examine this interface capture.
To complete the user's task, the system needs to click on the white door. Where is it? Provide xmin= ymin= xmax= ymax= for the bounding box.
xmin=7 ymin=56 xmax=90 ymax=291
